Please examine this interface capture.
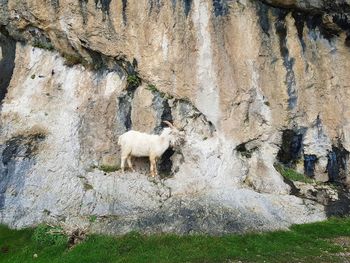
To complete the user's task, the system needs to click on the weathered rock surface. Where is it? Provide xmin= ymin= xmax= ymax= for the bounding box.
xmin=262 ymin=0 xmax=350 ymax=12
xmin=0 ymin=0 xmax=350 ymax=234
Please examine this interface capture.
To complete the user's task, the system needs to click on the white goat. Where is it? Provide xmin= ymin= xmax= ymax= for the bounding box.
xmin=117 ymin=121 xmax=184 ymax=177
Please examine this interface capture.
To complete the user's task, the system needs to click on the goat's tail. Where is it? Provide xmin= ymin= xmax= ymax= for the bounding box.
xmin=117 ymin=135 xmax=122 ymax=146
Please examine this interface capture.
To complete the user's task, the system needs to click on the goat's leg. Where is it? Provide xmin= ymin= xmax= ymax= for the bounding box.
xmin=149 ymin=156 xmax=155 ymax=177
xmin=154 ymin=157 xmax=159 ymax=177
xmin=152 ymin=158 xmax=158 ymax=177
xmin=127 ymin=155 xmax=135 ymax=172
xmin=121 ymin=155 xmax=127 ymax=173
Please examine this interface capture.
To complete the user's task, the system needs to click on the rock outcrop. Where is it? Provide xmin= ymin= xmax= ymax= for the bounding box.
xmin=0 ymin=0 xmax=349 ymax=234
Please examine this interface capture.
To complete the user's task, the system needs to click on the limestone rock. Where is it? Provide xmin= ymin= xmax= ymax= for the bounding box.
xmin=0 ymin=0 xmax=350 ymax=234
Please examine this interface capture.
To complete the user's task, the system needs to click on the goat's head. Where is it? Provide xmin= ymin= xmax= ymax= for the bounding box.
xmin=162 ymin=121 xmax=185 ymax=148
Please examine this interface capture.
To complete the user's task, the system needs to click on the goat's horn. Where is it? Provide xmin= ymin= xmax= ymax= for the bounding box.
xmin=163 ymin=120 xmax=175 ymax=129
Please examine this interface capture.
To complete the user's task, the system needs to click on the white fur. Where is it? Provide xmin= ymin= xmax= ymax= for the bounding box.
xmin=118 ymin=127 xmax=182 ymax=177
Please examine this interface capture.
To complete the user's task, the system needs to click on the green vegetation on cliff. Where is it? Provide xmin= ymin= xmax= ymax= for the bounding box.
xmin=1 ymin=217 xmax=350 ymax=263
xmin=275 ymin=163 xmax=315 ymax=184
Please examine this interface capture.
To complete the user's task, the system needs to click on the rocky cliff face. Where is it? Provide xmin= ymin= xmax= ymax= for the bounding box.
xmin=0 ymin=0 xmax=349 ymax=234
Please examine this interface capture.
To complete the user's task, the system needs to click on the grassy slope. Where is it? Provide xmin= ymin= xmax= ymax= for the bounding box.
xmin=1 ymin=218 xmax=350 ymax=263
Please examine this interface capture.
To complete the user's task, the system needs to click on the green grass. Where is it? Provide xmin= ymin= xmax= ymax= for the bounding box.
xmin=98 ymin=164 xmax=120 ymax=173
xmin=87 ymin=164 xmax=120 ymax=173
xmin=275 ymin=163 xmax=314 ymax=183
xmin=1 ymin=217 xmax=350 ymax=262
xmin=32 ymin=225 xmax=67 ymax=247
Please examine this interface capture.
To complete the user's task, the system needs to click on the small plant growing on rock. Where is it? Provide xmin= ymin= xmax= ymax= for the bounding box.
xmin=99 ymin=164 xmax=120 ymax=173
xmin=146 ymin=84 xmax=158 ymax=92
xmin=32 ymin=39 xmax=54 ymax=51
xmin=63 ymin=53 xmax=84 ymax=66
xmin=127 ymin=74 xmax=141 ymax=88
xmin=83 ymin=182 xmax=93 ymax=191
xmin=236 ymin=143 xmax=257 ymax=159
xmin=89 ymin=215 xmax=97 ymax=223
xmin=146 ymin=84 xmax=174 ymax=99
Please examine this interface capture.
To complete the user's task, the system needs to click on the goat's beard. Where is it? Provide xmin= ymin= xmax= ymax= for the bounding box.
xmin=171 ymin=137 xmax=185 ymax=149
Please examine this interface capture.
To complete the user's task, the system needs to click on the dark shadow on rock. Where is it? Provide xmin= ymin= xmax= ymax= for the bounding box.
xmin=0 ymin=28 xmax=16 ymax=104
xmin=277 ymin=129 xmax=303 ymax=166
xmin=0 ymin=134 xmax=45 ymax=211
xmin=325 ymin=184 xmax=350 ymax=217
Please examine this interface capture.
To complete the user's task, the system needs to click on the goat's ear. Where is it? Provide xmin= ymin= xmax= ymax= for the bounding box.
xmin=163 ymin=120 xmax=175 ymax=129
